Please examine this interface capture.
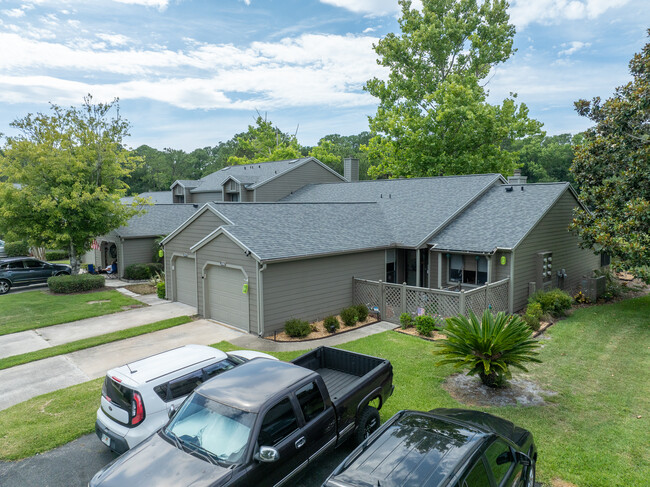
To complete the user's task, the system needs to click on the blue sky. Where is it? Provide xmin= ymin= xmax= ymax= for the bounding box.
xmin=0 ymin=0 xmax=648 ymax=151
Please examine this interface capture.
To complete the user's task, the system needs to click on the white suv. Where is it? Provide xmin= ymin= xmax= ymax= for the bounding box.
xmin=95 ymin=344 xmax=276 ymax=454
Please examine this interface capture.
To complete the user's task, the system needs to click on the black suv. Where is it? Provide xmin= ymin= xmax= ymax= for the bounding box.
xmin=0 ymin=257 xmax=71 ymax=294
xmin=323 ymin=409 xmax=537 ymax=487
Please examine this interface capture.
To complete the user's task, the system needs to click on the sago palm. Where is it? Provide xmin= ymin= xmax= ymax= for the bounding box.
xmin=436 ymin=310 xmax=541 ymax=388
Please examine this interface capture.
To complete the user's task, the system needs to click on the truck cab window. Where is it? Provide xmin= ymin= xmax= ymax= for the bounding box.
xmin=296 ymin=382 xmax=325 ymax=423
xmin=258 ymin=398 xmax=298 ymax=446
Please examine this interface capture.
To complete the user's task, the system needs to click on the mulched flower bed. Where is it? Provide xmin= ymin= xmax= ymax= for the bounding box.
xmin=267 ymin=315 xmax=379 ymax=342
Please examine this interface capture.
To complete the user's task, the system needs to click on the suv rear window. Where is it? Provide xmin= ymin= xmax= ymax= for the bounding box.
xmin=103 ymin=376 xmax=133 ymax=411
xmin=153 ymin=358 xmax=238 ymax=402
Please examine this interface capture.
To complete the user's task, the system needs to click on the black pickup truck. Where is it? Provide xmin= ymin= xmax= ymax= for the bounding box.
xmin=89 ymin=346 xmax=394 ymax=487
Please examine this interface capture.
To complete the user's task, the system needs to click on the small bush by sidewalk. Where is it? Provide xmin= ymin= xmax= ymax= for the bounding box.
xmin=124 ymin=263 xmax=163 ymax=280
xmin=48 ymin=274 xmax=105 ymax=293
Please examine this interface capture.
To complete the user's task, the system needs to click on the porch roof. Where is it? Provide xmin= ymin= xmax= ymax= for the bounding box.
xmin=113 ymin=204 xmax=200 ymax=238
xmin=428 ymin=183 xmax=570 ymax=253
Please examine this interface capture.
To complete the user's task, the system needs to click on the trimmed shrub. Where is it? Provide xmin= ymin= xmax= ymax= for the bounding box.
xmin=529 ymin=288 xmax=573 ymax=317
xmin=340 ymin=307 xmax=358 ymax=327
xmin=4 ymin=241 xmax=29 ymax=257
xmin=45 ymin=250 xmax=69 ymax=261
xmin=157 ymin=281 xmax=166 ymax=299
xmin=48 ymin=274 xmax=105 ymax=294
xmin=284 ymin=319 xmax=311 ymax=338
xmin=124 ymin=263 xmax=163 ymax=280
xmin=355 ymin=304 xmax=369 ymax=322
xmin=323 ymin=316 xmax=340 ymax=333
xmin=523 ymin=302 xmax=543 ymax=331
xmin=415 ymin=315 xmax=437 ymax=336
xmin=399 ymin=313 xmax=413 ymax=329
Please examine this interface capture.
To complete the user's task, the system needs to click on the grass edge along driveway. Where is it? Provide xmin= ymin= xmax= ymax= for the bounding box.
xmin=0 ymin=290 xmax=142 ymax=335
xmin=0 ymin=296 xmax=648 ymax=487
xmin=0 ymin=316 xmax=193 ymax=370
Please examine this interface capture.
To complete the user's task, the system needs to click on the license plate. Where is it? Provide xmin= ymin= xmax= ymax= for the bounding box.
xmin=101 ymin=433 xmax=111 ymax=447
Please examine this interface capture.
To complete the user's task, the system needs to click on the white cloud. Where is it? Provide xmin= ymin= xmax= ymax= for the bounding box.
xmin=96 ymin=33 xmax=131 ymax=46
xmin=319 ymin=0 xmax=400 ymax=16
xmin=509 ymin=0 xmax=630 ymax=29
xmin=363 ymin=27 xmax=376 ymax=33
xmin=112 ymin=0 xmax=169 ymax=10
xmin=2 ymin=8 xmax=26 ymax=18
xmin=558 ymin=41 xmax=591 ymax=56
xmin=0 ymin=33 xmax=386 ymax=110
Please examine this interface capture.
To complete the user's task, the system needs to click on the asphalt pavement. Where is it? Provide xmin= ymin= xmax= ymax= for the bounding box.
xmin=0 ymin=432 xmax=355 ymax=487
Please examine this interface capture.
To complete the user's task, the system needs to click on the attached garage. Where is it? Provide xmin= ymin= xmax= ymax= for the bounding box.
xmin=204 ymin=264 xmax=249 ymax=332
xmin=173 ymin=256 xmax=197 ymax=307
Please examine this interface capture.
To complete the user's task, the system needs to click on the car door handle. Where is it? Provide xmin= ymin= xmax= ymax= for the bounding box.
xmin=295 ymin=437 xmax=306 ymax=449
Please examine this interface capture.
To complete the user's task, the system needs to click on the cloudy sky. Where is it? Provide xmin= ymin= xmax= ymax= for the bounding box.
xmin=0 ymin=0 xmax=648 ymax=151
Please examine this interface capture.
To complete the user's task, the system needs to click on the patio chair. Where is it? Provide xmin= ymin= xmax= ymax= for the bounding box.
xmin=106 ymin=262 xmax=118 ymax=279
xmin=87 ymin=264 xmax=97 ymax=274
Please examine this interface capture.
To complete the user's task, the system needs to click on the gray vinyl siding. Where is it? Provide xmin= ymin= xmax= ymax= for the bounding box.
xmin=255 ymin=160 xmax=343 ymax=202
xmin=261 ymin=250 xmax=385 ymax=335
xmin=122 ymin=238 xmax=156 ymax=269
xmin=195 ymin=234 xmax=258 ymax=333
xmin=191 ymin=192 xmax=221 ymax=204
xmin=512 ymin=191 xmax=601 ymax=311
xmin=493 ymin=251 xmax=511 ymax=282
xmin=163 ymin=211 xmax=227 ymax=297
xmin=242 ymin=189 xmax=254 ymax=202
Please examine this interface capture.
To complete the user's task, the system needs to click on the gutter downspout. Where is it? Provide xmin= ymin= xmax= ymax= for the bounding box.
xmin=257 ymin=262 xmax=267 ymax=336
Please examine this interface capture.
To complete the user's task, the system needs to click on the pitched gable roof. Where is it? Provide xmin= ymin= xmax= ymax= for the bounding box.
xmin=112 ymin=204 xmax=200 ymax=238
xmin=183 ymin=157 xmax=345 ymax=194
xmin=283 ymin=174 xmax=504 ymax=247
xmin=429 ymin=183 xmax=572 ymax=253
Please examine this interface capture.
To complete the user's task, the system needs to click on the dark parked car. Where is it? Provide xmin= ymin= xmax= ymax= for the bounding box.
xmin=0 ymin=256 xmax=71 ymax=294
xmin=323 ymin=409 xmax=537 ymax=487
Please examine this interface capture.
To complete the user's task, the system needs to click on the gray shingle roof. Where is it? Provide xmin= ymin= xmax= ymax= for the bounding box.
xmin=205 ymin=202 xmax=394 ymax=261
xmin=429 ymin=183 xmax=570 ymax=252
xmin=121 ymin=191 xmax=173 ymax=205
xmin=283 ymin=174 xmax=503 ymax=247
xmin=114 ymin=204 xmax=200 ymax=238
xmin=189 ymin=158 xmax=328 ymax=193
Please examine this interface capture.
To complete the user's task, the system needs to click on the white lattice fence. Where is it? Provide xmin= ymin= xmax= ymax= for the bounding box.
xmin=487 ymin=279 xmax=510 ymax=313
xmin=465 ymin=288 xmax=487 ymax=317
xmin=383 ymin=284 xmax=402 ymax=322
xmin=353 ymin=279 xmax=381 ymax=311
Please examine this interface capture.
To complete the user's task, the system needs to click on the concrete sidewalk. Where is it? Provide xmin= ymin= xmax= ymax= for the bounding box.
xmin=0 ymin=301 xmax=197 ymax=359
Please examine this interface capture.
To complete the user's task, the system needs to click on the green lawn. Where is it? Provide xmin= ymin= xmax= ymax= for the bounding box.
xmin=0 ymin=290 xmax=142 ymax=335
xmin=1 ymin=296 xmax=647 ymax=487
xmin=0 ymin=316 xmax=192 ymax=370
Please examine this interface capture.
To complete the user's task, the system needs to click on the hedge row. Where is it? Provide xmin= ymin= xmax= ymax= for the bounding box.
xmin=48 ymin=274 xmax=105 ymax=294
xmin=45 ymin=250 xmax=69 ymax=261
xmin=124 ymin=263 xmax=163 ymax=280
xmin=4 ymin=241 xmax=29 ymax=257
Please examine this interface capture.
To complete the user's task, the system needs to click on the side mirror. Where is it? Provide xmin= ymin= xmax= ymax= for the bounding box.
xmin=168 ymin=405 xmax=177 ymax=419
xmin=254 ymin=446 xmax=279 ymax=463
xmin=516 ymin=451 xmax=532 ymax=467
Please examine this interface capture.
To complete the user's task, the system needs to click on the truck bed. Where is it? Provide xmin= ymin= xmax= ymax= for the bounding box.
xmin=292 ymin=347 xmax=389 ymax=401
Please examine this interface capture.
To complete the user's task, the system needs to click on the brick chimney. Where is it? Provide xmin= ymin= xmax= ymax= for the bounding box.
xmin=344 ymin=157 xmax=359 ymax=182
xmin=507 ymin=169 xmax=527 ymax=185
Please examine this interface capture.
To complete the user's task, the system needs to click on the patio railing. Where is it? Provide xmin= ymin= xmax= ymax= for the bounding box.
xmin=353 ymin=277 xmax=510 ymax=325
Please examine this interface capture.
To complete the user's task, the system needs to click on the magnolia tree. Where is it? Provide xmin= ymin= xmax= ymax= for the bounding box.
xmin=0 ymin=95 xmax=144 ymax=274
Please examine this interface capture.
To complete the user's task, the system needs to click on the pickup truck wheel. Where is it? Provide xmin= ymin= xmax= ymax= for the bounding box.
xmin=0 ymin=280 xmax=10 ymax=295
xmin=354 ymin=406 xmax=380 ymax=445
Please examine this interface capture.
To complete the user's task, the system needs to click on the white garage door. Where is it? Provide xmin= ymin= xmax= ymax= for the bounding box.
xmin=174 ymin=257 xmax=197 ymax=307
xmin=206 ymin=265 xmax=249 ymax=332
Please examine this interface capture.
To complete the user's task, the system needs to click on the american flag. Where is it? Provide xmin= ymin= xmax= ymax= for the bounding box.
xmin=91 ymin=240 xmax=100 ymax=250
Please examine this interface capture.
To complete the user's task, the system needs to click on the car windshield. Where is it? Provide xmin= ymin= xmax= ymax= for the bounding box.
xmin=165 ymin=392 xmax=255 ymax=465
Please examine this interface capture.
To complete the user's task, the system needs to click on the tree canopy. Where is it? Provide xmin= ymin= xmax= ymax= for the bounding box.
xmin=506 ymin=133 xmax=580 ymax=183
xmin=227 ymin=115 xmax=303 ymax=165
xmin=0 ymin=96 xmax=144 ymax=273
xmin=364 ymin=0 xmax=541 ymax=178
xmin=571 ymin=31 xmax=650 ymax=281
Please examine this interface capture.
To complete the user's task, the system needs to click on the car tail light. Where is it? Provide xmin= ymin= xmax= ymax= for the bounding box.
xmin=131 ymin=392 xmax=145 ymax=426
